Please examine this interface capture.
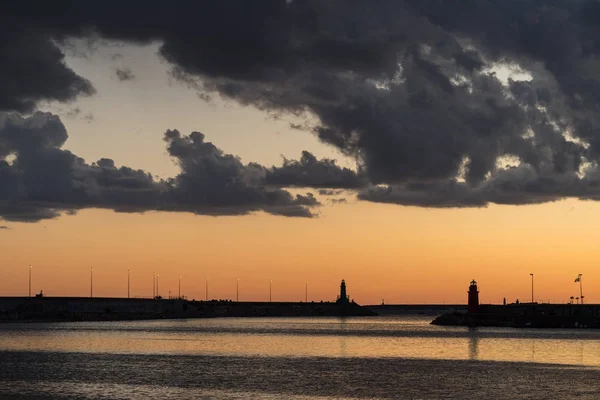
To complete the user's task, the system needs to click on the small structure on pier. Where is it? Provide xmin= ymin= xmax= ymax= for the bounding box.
xmin=337 ymin=279 xmax=350 ymax=304
xmin=468 ymin=279 xmax=479 ymax=314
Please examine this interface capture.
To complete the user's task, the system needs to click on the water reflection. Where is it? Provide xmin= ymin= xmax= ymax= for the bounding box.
xmin=338 ymin=317 xmax=348 ymax=357
xmin=467 ymin=328 xmax=479 ymax=361
xmin=0 ymin=316 xmax=599 ymax=366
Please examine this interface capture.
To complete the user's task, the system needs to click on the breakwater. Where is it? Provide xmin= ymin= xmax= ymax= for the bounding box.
xmin=431 ymin=303 xmax=600 ymax=328
xmin=0 ymin=297 xmax=376 ymax=322
xmin=366 ymin=304 xmax=467 ymax=316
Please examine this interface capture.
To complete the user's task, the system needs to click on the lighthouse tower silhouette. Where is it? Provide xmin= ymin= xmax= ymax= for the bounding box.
xmin=337 ymin=279 xmax=349 ymax=304
xmin=468 ymin=279 xmax=479 ymax=314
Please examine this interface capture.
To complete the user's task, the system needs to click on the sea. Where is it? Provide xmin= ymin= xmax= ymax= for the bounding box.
xmin=0 ymin=315 xmax=599 ymax=399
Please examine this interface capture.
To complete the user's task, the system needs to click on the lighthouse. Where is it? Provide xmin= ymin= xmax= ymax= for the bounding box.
xmin=468 ymin=279 xmax=479 ymax=314
xmin=337 ymin=279 xmax=349 ymax=304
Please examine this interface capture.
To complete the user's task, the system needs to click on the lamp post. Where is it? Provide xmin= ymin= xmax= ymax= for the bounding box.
xmin=152 ymin=273 xmax=155 ymax=298
xmin=28 ymin=265 xmax=32 ymax=298
xmin=128 ymin=269 xmax=131 ymax=299
xmin=574 ymin=274 xmax=584 ymax=304
xmin=530 ymin=273 xmax=534 ymax=303
xmin=577 ymin=274 xmax=584 ymax=304
xmin=90 ymin=267 xmax=94 ymax=298
xmin=156 ymin=274 xmax=159 ymax=298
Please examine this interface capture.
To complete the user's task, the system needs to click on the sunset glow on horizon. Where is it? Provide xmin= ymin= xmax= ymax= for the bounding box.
xmin=3 ymin=198 xmax=598 ymax=305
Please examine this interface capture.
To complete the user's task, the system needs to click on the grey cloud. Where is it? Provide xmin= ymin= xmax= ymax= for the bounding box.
xmin=163 ymin=129 xmax=318 ymax=217
xmin=65 ymin=107 xmax=81 ymax=118
xmin=115 ymin=68 xmax=135 ymax=81
xmin=265 ymin=151 xmax=364 ymax=189
xmin=317 ymin=189 xmax=344 ymax=196
xmin=0 ymin=113 xmax=319 ymax=222
xmin=6 ymin=1 xmax=600 ymax=208
xmin=0 ymin=21 xmax=95 ymax=112
xmin=359 ymin=164 xmax=600 ymax=208
xmin=83 ymin=113 xmax=94 ymax=123
xmin=330 ymin=198 xmax=347 ymax=204
xmin=63 ymin=107 xmax=94 ymax=123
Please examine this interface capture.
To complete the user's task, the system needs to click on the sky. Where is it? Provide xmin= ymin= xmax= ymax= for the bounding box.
xmin=1 ymin=1 xmax=600 ymax=304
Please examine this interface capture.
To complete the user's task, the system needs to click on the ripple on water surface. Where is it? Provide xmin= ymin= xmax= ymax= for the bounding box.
xmin=1 ymin=316 xmax=599 ymax=399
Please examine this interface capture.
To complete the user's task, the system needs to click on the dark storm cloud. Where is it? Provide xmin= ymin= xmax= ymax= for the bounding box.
xmin=115 ymin=68 xmax=135 ymax=81
xmin=359 ymin=165 xmax=600 ymax=208
xmin=163 ymin=129 xmax=318 ymax=217
xmin=0 ymin=21 xmax=95 ymax=112
xmin=6 ymin=1 xmax=600 ymax=207
xmin=0 ymin=113 xmax=318 ymax=222
xmin=265 ymin=151 xmax=364 ymax=189
xmin=317 ymin=189 xmax=344 ymax=196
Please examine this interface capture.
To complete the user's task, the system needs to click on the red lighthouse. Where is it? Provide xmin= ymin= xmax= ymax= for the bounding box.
xmin=468 ymin=279 xmax=479 ymax=314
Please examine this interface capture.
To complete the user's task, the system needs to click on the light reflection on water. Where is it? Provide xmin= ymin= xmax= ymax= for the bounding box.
xmin=0 ymin=316 xmax=598 ymax=366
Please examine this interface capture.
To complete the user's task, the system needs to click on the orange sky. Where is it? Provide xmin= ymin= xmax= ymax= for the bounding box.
xmin=2 ymin=198 xmax=597 ymax=305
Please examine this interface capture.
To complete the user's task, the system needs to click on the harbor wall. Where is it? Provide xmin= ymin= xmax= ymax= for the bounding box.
xmin=0 ymin=297 xmax=375 ymax=322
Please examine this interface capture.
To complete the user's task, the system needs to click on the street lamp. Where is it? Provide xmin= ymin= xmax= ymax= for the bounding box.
xmin=152 ymin=273 xmax=155 ymax=298
xmin=128 ymin=269 xmax=131 ymax=299
xmin=90 ymin=266 xmax=94 ymax=298
xmin=575 ymin=274 xmax=584 ymax=304
xmin=156 ymin=274 xmax=159 ymax=298
xmin=530 ymin=273 xmax=534 ymax=303
xmin=305 ymin=281 xmax=308 ymax=302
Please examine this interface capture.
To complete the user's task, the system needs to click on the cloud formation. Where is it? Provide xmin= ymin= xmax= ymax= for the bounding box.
xmin=115 ymin=68 xmax=135 ymax=81
xmin=163 ymin=129 xmax=318 ymax=217
xmin=0 ymin=113 xmax=319 ymax=222
xmin=266 ymin=151 xmax=364 ymax=189
xmin=0 ymin=19 xmax=94 ymax=112
xmin=5 ymin=1 xmax=600 ymax=208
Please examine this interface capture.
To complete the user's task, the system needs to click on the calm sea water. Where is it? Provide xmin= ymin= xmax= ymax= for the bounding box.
xmin=1 ymin=316 xmax=599 ymax=399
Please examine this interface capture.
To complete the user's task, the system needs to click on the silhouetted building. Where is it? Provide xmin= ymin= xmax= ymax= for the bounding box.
xmin=468 ymin=279 xmax=479 ymax=314
xmin=337 ymin=279 xmax=349 ymax=304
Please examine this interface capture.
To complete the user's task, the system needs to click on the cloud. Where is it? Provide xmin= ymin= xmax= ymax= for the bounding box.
xmin=0 ymin=113 xmax=319 ymax=222
xmin=83 ymin=112 xmax=94 ymax=123
xmin=359 ymin=164 xmax=600 ymax=208
xmin=317 ymin=189 xmax=344 ymax=196
xmin=0 ymin=19 xmax=95 ymax=112
xmin=5 ymin=2 xmax=600 ymax=208
xmin=62 ymin=107 xmax=93 ymax=123
xmin=265 ymin=151 xmax=364 ymax=189
xmin=330 ymin=198 xmax=347 ymax=204
xmin=163 ymin=129 xmax=319 ymax=217
xmin=115 ymin=67 xmax=135 ymax=81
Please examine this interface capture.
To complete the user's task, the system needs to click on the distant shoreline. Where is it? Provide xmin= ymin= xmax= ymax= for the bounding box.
xmin=431 ymin=303 xmax=600 ymax=329
xmin=0 ymin=297 xmax=377 ymax=323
